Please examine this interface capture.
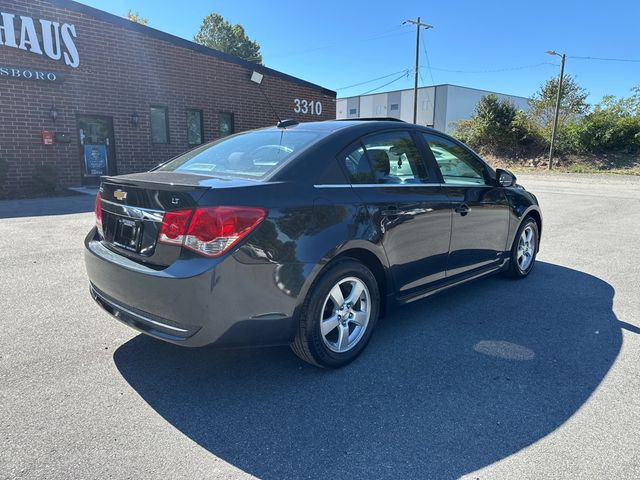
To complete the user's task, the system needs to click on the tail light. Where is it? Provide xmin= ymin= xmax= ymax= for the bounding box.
xmin=158 ymin=206 xmax=266 ymax=257
xmin=94 ymin=192 xmax=103 ymax=235
xmin=158 ymin=209 xmax=193 ymax=246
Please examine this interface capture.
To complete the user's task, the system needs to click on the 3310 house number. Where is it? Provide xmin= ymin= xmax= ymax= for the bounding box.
xmin=294 ymin=98 xmax=323 ymax=116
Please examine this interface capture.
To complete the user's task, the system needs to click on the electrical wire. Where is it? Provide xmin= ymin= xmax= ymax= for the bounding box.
xmin=266 ymin=26 xmax=410 ymax=60
xmin=424 ymin=62 xmax=558 ymax=74
xmin=569 ymin=55 xmax=640 ymax=63
xmin=358 ymin=70 xmax=411 ymax=95
xmin=421 ymin=35 xmax=436 ymax=86
xmin=336 ymin=69 xmax=412 ymax=91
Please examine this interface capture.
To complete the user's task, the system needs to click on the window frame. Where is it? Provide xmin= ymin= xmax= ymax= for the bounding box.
xmin=218 ymin=111 xmax=234 ymax=138
xmin=336 ymin=129 xmax=436 ymax=186
xmin=338 ymin=140 xmax=375 ymax=185
xmin=150 ymin=105 xmax=170 ymax=144
xmin=185 ymin=108 xmax=204 ymax=146
xmin=419 ymin=131 xmax=493 ymax=186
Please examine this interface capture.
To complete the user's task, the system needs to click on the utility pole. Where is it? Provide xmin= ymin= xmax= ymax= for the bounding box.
xmin=403 ymin=17 xmax=433 ymax=124
xmin=546 ymin=51 xmax=566 ymax=170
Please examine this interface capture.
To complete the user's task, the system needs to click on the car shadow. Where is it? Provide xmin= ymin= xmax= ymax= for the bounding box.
xmin=113 ymin=262 xmax=622 ymax=479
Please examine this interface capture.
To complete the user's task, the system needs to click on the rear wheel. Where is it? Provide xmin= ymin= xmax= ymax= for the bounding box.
xmin=291 ymin=259 xmax=380 ymax=368
xmin=503 ymin=216 xmax=539 ymax=279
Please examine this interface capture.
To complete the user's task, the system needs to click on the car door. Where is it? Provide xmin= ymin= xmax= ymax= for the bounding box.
xmin=341 ymin=130 xmax=451 ymax=299
xmin=421 ymin=132 xmax=510 ymax=277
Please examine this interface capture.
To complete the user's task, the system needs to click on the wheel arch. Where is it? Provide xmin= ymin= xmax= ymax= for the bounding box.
xmin=526 ymin=208 xmax=542 ymax=239
xmin=522 ymin=207 xmax=543 ymax=252
xmin=295 ymin=242 xmax=393 ymax=322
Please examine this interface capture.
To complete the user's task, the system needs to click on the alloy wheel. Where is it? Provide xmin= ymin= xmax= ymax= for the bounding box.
xmin=320 ymin=277 xmax=371 ymax=353
xmin=517 ymin=225 xmax=536 ymax=272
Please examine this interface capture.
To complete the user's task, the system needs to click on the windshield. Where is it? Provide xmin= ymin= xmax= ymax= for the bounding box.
xmin=156 ymin=129 xmax=321 ymax=179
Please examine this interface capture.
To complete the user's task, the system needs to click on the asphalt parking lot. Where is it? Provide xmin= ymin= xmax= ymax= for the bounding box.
xmin=1 ymin=173 xmax=639 ymax=479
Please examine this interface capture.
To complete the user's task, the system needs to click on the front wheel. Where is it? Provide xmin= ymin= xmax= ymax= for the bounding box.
xmin=291 ymin=259 xmax=380 ymax=368
xmin=503 ymin=216 xmax=539 ymax=279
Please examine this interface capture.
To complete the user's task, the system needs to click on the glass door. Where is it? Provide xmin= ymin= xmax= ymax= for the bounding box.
xmin=77 ymin=115 xmax=116 ymax=185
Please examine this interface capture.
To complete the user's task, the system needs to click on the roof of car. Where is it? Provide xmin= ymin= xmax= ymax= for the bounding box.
xmin=261 ymin=119 xmax=440 ymax=135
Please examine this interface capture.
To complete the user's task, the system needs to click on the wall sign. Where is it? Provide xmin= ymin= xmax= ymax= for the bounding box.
xmin=0 ymin=11 xmax=80 ymax=68
xmin=41 ymin=130 xmax=54 ymax=145
xmin=84 ymin=145 xmax=108 ymax=176
xmin=294 ymin=98 xmax=323 ymax=116
xmin=1 ymin=66 xmax=65 ymax=83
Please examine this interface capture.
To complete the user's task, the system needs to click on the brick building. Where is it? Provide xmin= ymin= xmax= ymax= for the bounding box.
xmin=0 ymin=0 xmax=336 ymax=196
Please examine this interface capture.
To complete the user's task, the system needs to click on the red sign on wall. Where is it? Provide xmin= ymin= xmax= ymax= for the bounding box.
xmin=41 ymin=130 xmax=54 ymax=145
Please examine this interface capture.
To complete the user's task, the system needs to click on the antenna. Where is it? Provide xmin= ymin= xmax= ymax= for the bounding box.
xmin=250 ymin=71 xmax=283 ymax=125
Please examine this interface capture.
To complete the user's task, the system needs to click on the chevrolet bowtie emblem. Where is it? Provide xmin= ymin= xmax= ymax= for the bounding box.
xmin=114 ymin=189 xmax=127 ymax=201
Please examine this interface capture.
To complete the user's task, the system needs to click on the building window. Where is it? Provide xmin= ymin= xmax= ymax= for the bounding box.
xmin=390 ymin=104 xmax=399 ymax=111
xmin=150 ymin=106 xmax=169 ymax=144
xmin=219 ymin=112 xmax=234 ymax=137
xmin=349 ymin=108 xmax=357 ymax=115
xmin=186 ymin=109 xmax=204 ymax=146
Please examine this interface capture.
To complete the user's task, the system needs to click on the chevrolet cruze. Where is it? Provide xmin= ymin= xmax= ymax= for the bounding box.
xmin=85 ymin=119 xmax=542 ymax=368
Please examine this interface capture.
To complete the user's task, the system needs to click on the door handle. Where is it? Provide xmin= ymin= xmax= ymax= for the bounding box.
xmin=455 ymin=203 xmax=471 ymax=216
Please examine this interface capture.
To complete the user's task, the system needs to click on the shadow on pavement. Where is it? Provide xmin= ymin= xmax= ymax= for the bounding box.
xmin=0 ymin=194 xmax=94 ymax=219
xmin=114 ymin=262 xmax=621 ymax=479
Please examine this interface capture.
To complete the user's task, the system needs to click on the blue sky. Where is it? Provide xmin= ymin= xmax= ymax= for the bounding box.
xmin=79 ymin=0 xmax=640 ymax=103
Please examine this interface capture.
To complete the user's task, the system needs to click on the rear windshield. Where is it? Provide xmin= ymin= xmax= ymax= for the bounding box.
xmin=156 ymin=129 xmax=321 ymax=179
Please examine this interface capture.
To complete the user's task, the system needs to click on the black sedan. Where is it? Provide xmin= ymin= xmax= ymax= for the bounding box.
xmin=85 ymin=119 xmax=542 ymax=368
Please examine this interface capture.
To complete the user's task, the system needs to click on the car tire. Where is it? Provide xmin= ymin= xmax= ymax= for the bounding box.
xmin=291 ymin=259 xmax=380 ymax=368
xmin=503 ymin=216 xmax=539 ymax=279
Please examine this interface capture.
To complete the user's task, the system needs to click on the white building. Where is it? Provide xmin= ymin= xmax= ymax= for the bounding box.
xmin=336 ymin=84 xmax=530 ymax=133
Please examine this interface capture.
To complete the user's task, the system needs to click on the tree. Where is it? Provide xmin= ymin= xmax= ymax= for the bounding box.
xmin=454 ymin=94 xmax=544 ymax=156
xmin=529 ymin=75 xmax=589 ymax=130
xmin=194 ymin=13 xmax=262 ymax=64
xmin=124 ymin=10 xmax=148 ymax=25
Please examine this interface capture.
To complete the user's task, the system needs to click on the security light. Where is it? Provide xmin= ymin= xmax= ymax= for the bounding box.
xmin=250 ymin=71 xmax=264 ymax=85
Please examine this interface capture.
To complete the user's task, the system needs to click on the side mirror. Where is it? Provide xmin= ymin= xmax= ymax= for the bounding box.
xmin=496 ymin=168 xmax=516 ymax=187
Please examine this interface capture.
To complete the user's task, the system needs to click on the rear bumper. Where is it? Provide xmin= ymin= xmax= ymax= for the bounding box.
xmin=84 ymin=229 xmax=305 ymax=347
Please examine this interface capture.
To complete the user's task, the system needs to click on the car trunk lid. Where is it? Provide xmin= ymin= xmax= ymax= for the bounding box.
xmin=99 ymin=172 xmax=211 ymax=266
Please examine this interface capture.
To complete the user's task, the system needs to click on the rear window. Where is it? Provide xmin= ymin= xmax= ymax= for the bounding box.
xmin=157 ymin=130 xmax=321 ymax=179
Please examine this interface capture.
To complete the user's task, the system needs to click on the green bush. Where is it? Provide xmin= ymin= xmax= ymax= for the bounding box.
xmin=453 ymin=94 xmax=545 ymax=157
xmin=455 ymin=83 xmax=640 ymax=159
xmin=566 ymin=102 xmax=640 ymax=154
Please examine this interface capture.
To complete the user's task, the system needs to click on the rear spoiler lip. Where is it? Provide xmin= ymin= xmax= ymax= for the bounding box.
xmin=100 ymin=172 xmax=272 ymax=191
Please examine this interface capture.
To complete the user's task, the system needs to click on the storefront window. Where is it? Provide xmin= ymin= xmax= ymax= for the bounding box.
xmin=219 ymin=112 xmax=234 ymax=137
xmin=150 ymin=106 xmax=169 ymax=144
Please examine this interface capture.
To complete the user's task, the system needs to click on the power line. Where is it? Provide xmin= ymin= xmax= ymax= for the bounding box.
xmin=424 ymin=62 xmax=558 ymax=74
xmin=359 ymin=70 xmax=411 ymax=95
xmin=569 ymin=55 xmax=640 ymax=63
xmin=421 ymin=35 xmax=436 ymax=86
xmin=239 ymin=26 xmax=411 ymax=63
xmin=336 ymin=69 xmax=411 ymax=91
xmin=266 ymin=26 xmax=410 ymax=60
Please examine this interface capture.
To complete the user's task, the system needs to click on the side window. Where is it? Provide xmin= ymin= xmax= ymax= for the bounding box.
xmin=423 ymin=134 xmax=487 ymax=185
xmin=363 ymin=131 xmax=427 ymax=184
xmin=341 ymin=144 xmax=375 ymax=184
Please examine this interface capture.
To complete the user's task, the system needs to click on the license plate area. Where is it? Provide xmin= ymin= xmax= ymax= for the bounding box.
xmin=112 ymin=217 xmax=143 ymax=252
